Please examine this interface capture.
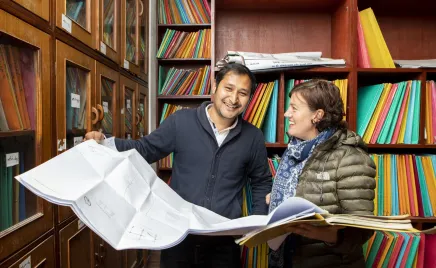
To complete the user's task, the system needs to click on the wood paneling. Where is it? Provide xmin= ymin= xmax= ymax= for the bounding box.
xmin=96 ymin=62 xmax=120 ymax=137
xmin=375 ymin=16 xmax=436 ymax=60
xmin=215 ymin=11 xmax=332 ymax=61
xmin=59 ymin=219 xmax=93 ymax=268
xmin=12 ymin=0 xmax=50 ymax=21
xmin=56 ymin=0 xmax=95 ymax=48
xmin=55 ymin=40 xmax=96 ymax=223
xmin=0 ymin=8 xmax=53 ymax=261
xmin=8 ymin=236 xmax=55 ymax=268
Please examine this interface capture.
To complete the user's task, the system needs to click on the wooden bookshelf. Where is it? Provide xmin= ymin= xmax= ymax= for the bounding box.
xmin=151 ymin=2 xmax=436 ymax=255
xmin=157 ymin=95 xmax=212 ymax=100
xmin=158 ymin=24 xmax=211 ymax=30
xmin=409 ymin=217 xmax=436 ymax=223
xmin=367 ymin=144 xmax=436 ymax=149
xmin=0 ymin=130 xmax=35 ymax=138
xmin=157 ymin=58 xmax=211 ymax=63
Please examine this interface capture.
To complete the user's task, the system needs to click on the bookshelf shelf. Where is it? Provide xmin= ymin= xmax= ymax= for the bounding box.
xmin=216 ymin=0 xmax=344 ymax=11
xmin=367 ymin=144 xmax=436 ymax=149
xmin=357 ymin=68 xmax=423 ymax=73
xmin=266 ymin=143 xmax=287 ymax=149
xmin=0 ymin=130 xmax=35 ymax=138
xmin=409 ymin=217 xmax=436 ymax=223
xmin=247 ymin=67 xmax=351 ymax=75
xmin=157 ymin=95 xmax=211 ymax=100
xmin=158 ymin=58 xmax=211 ymax=64
xmin=158 ymin=24 xmax=211 ymax=30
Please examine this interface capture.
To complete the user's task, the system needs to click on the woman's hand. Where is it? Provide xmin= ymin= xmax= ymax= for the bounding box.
xmin=83 ymin=131 xmax=105 ymax=142
xmin=286 ymin=224 xmax=344 ymax=244
xmin=265 ymin=193 xmax=271 ymax=205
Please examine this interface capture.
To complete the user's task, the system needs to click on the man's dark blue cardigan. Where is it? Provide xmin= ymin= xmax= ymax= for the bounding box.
xmin=114 ymin=101 xmax=272 ymax=219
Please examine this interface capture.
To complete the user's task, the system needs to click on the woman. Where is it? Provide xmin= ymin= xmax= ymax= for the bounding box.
xmin=267 ymin=79 xmax=376 ymax=268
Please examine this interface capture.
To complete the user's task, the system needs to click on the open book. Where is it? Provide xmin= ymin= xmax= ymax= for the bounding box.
xmin=235 ymin=213 xmax=428 ymax=250
xmin=15 ymin=140 xmax=433 ymax=251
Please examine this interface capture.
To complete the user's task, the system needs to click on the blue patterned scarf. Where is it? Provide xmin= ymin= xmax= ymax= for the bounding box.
xmin=269 ymin=127 xmax=336 ymax=213
xmin=268 ymin=128 xmax=336 ymax=268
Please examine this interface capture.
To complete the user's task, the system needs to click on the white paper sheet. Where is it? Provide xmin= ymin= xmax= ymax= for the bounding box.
xmin=394 ymin=59 xmax=436 ymax=68
xmin=15 ymin=140 xmax=328 ymax=250
xmin=216 ymin=51 xmax=346 ymax=71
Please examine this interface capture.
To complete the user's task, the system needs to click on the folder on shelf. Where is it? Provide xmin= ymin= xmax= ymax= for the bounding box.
xmin=363 ymin=83 xmax=390 ymax=143
xmin=391 ymin=156 xmax=399 ymax=215
xmin=357 ymin=84 xmax=384 ymax=137
xmin=380 ymin=81 xmax=406 ymax=144
xmin=366 ymin=231 xmax=385 ymax=267
xmin=391 ymin=81 xmax=411 ymax=144
xmin=404 ymin=233 xmax=421 ymax=267
xmin=378 ymin=231 xmax=395 ymax=267
xmin=387 ymin=232 xmax=405 ymax=268
xmin=411 ymin=81 xmax=421 ymax=144
xmin=416 ymin=233 xmax=426 ymax=268
xmin=357 ymin=12 xmax=371 ymax=68
xmin=424 ymin=234 xmax=436 ymax=267
xmin=371 ymin=83 xmax=398 ymax=144
xmin=359 ymin=8 xmax=395 ymax=68
xmin=262 ymin=81 xmax=278 ymax=143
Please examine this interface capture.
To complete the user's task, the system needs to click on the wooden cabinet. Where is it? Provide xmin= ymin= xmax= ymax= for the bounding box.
xmin=7 ymin=236 xmax=55 ymax=268
xmin=1 ymin=2 xmax=149 ymax=266
xmin=56 ymin=0 xmax=95 ymax=48
xmin=93 ymin=234 xmax=124 ymax=268
xmin=94 ymin=0 xmax=121 ymax=63
xmin=0 ymin=9 xmax=53 ymax=262
xmin=138 ymin=88 xmax=148 ymax=138
xmin=121 ymin=0 xmax=141 ymax=75
xmin=59 ymin=219 xmax=93 ymax=268
xmin=96 ymin=62 xmax=120 ymax=137
xmin=55 ymin=40 xmax=96 ymax=223
xmin=138 ymin=0 xmax=149 ymax=81
xmin=12 ymin=0 xmax=50 ymax=21
xmin=120 ymin=75 xmax=138 ymax=139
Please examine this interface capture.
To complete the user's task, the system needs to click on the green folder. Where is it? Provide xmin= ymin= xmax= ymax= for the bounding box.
xmin=284 ymin=79 xmax=294 ymax=144
xmin=405 ymin=233 xmax=421 ymax=267
xmin=357 ymin=84 xmax=384 ymax=137
xmin=366 ymin=231 xmax=385 ymax=267
xmin=411 ymin=81 xmax=421 ymax=144
xmin=378 ymin=81 xmax=406 ymax=144
xmin=382 ymin=232 xmax=398 ymax=267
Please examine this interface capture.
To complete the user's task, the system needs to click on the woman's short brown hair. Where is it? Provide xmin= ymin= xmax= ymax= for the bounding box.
xmin=290 ymin=79 xmax=346 ymax=132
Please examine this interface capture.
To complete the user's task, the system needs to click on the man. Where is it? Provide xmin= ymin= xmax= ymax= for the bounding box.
xmin=84 ymin=63 xmax=272 ymax=267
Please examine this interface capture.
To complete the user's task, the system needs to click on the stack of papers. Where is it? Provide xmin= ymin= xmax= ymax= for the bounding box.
xmin=236 ymin=214 xmax=426 ymax=249
xmin=394 ymin=59 xmax=436 ymax=68
xmin=15 ymin=140 xmax=435 ymax=250
xmin=216 ymin=51 xmax=346 ymax=71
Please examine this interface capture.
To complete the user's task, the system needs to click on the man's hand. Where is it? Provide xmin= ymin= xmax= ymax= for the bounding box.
xmin=83 ymin=131 xmax=105 ymax=142
xmin=265 ymin=193 xmax=271 ymax=205
xmin=285 ymin=224 xmax=344 ymax=244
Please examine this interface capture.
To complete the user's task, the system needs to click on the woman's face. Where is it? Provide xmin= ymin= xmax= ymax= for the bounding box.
xmin=284 ymin=92 xmax=321 ymax=141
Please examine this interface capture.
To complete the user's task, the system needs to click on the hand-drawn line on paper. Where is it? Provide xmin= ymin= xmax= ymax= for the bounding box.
xmin=84 ymin=196 xmax=91 ymax=206
xmin=165 ymin=211 xmax=181 ymax=222
xmin=123 ymin=175 xmax=135 ymax=198
xmin=82 ymin=144 xmax=113 ymax=157
xmin=96 ymin=200 xmax=115 ymax=218
xmin=33 ymin=177 xmax=61 ymax=195
xmin=128 ymin=225 xmax=159 ymax=242
xmin=142 ymin=196 xmax=155 ymax=216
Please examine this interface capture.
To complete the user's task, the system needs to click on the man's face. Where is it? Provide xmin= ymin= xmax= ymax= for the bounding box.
xmin=211 ymin=72 xmax=251 ymax=120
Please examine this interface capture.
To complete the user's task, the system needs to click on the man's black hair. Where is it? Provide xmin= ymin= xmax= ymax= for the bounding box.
xmin=215 ymin=63 xmax=257 ymax=95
